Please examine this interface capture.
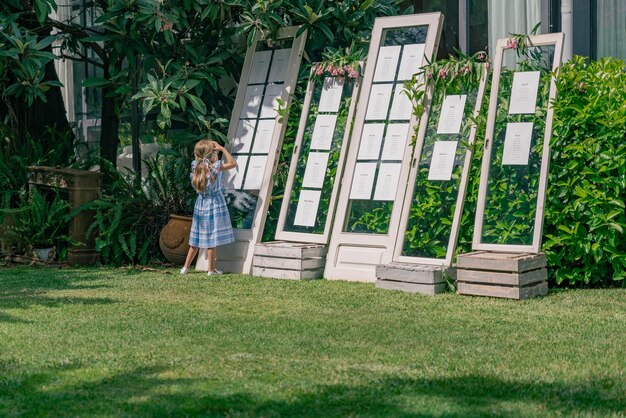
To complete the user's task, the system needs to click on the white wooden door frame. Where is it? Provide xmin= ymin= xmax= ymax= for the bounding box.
xmin=202 ymin=26 xmax=307 ymax=274
xmin=472 ymin=33 xmax=564 ymax=253
xmin=275 ymin=69 xmax=361 ymax=244
xmin=324 ymin=13 xmax=444 ymax=282
xmin=393 ymin=65 xmax=489 ymax=266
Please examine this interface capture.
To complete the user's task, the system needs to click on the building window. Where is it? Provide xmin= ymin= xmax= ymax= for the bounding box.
xmin=596 ymin=0 xmax=626 ymax=59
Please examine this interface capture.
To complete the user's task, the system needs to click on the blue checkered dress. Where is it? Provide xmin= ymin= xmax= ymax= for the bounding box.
xmin=188 ymin=160 xmax=235 ymax=248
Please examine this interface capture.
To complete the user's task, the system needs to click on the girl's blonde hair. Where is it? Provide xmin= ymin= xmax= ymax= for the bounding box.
xmin=192 ymin=139 xmax=216 ymax=192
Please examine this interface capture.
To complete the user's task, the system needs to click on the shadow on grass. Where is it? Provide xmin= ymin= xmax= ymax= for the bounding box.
xmin=0 ymin=364 xmax=623 ymax=417
xmin=0 ymin=268 xmax=118 ymax=322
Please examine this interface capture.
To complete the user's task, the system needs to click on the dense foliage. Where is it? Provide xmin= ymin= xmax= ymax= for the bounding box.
xmin=544 ymin=56 xmax=626 ymax=287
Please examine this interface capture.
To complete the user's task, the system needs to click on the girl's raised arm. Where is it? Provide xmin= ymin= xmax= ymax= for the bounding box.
xmin=213 ymin=142 xmax=237 ymax=171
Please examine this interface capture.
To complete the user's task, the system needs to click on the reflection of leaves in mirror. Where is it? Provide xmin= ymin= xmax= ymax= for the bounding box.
xmin=347 ymin=200 xmax=394 ymax=233
xmin=284 ymin=76 xmax=356 ymax=234
xmin=480 ymin=46 xmax=554 ymax=245
xmin=382 ymin=27 xmax=428 ymax=46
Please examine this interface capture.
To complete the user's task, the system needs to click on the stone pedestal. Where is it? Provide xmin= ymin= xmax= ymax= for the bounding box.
xmin=27 ymin=166 xmax=102 ymax=266
xmin=456 ymin=251 xmax=548 ymax=299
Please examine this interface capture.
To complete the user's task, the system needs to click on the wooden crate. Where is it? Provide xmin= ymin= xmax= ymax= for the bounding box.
xmin=456 ymin=251 xmax=548 ymax=300
xmin=253 ymin=241 xmax=327 ymax=280
xmin=375 ymin=262 xmax=453 ymax=295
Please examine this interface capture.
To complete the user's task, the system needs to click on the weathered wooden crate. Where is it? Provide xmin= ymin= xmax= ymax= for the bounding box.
xmin=456 ymin=251 xmax=548 ymax=300
xmin=253 ymin=241 xmax=327 ymax=280
xmin=375 ymin=262 xmax=453 ymax=295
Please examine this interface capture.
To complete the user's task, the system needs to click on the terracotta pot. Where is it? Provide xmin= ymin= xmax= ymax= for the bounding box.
xmin=159 ymin=214 xmax=192 ymax=264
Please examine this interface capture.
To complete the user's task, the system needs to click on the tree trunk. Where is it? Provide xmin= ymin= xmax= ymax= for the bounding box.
xmin=99 ymin=85 xmax=120 ymax=167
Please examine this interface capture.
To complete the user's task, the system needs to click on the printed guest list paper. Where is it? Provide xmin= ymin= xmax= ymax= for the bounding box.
xmin=241 ymin=85 xmax=264 ymax=118
xmin=260 ymin=84 xmax=283 ymax=118
xmin=373 ymin=46 xmax=401 ymax=82
xmin=248 ymin=51 xmax=272 ymax=84
xmin=373 ymin=163 xmax=402 ymax=201
xmin=428 ymin=141 xmax=458 ymax=181
xmin=294 ymin=190 xmax=322 ymax=227
xmin=243 ymin=155 xmax=268 ymax=190
xmin=397 ymin=43 xmax=426 ymax=81
xmin=381 ymin=123 xmax=409 ymax=161
xmin=224 ymin=155 xmax=249 ymax=190
xmin=251 ymin=119 xmax=275 ymax=154
xmin=318 ymin=77 xmax=344 ymax=112
xmin=350 ymin=163 xmax=377 ymax=200
xmin=508 ymin=71 xmax=541 ymax=114
xmin=267 ymin=48 xmax=291 ymax=83
xmin=366 ymin=84 xmax=393 ymax=120
xmin=232 ymin=120 xmax=256 ymax=153
xmin=357 ymin=124 xmax=385 ymax=160
xmin=389 ymin=85 xmax=413 ymax=120
xmin=436 ymin=95 xmax=467 ymax=134
xmin=302 ymin=152 xmax=330 ymax=189
xmin=310 ymin=114 xmax=338 ymax=150
xmin=502 ymin=122 xmax=534 ymax=165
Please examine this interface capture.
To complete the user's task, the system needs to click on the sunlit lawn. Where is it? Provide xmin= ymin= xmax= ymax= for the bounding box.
xmin=0 ymin=266 xmax=624 ymax=417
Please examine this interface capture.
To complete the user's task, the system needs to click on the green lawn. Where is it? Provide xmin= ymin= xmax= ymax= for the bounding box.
xmin=0 ymin=267 xmax=624 ymax=417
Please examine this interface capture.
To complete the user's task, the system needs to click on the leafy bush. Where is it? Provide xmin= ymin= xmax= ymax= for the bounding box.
xmin=544 ymin=56 xmax=626 ymax=287
xmin=2 ymin=189 xmax=72 ymax=252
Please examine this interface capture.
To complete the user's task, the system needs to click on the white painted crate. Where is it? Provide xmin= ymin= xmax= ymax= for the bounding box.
xmin=253 ymin=241 xmax=327 ymax=280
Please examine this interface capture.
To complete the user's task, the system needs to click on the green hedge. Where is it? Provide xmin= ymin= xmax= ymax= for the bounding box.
xmin=544 ymin=56 xmax=626 ymax=287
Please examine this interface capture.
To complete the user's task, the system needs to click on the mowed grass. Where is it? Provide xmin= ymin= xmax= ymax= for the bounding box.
xmin=0 ymin=267 xmax=624 ymax=417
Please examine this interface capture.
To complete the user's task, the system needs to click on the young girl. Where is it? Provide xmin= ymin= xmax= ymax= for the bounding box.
xmin=180 ymin=139 xmax=237 ymax=275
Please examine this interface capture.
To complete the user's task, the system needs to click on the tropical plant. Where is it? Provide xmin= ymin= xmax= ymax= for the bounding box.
xmin=2 ymin=188 xmax=72 ymax=251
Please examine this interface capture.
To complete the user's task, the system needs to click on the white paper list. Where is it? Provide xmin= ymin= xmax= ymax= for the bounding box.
xmin=428 ymin=141 xmax=458 ymax=181
xmin=381 ymin=123 xmax=410 ymax=161
xmin=357 ymin=123 xmax=385 ymax=160
xmin=389 ymin=84 xmax=413 ymax=120
xmin=436 ymin=95 xmax=468 ymax=134
xmin=349 ymin=162 xmax=377 ymax=200
xmin=310 ymin=114 xmax=338 ymax=150
xmin=241 ymin=85 xmax=264 ymax=118
xmin=259 ymin=84 xmax=283 ymax=118
xmin=243 ymin=155 xmax=268 ymax=190
xmin=508 ymin=71 xmax=541 ymax=114
xmin=397 ymin=43 xmax=426 ymax=81
xmin=365 ymin=84 xmax=393 ymax=120
xmin=373 ymin=45 xmax=401 ymax=82
xmin=318 ymin=77 xmax=345 ymax=113
xmin=267 ymin=48 xmax=291 ymax=83
xmin=248 ymin=50 xmax=272 ymax=84
xmin=232 ymin=119 xmax=256 ymax=154
xmin=373 ymin=163 xmax=402 ymax=201
xmin=502 ymin=122 xmax=534 ymax=165
xmin=293 ymin=189 xmax=322 ymax=227
xmin=302 ymin=152 xmax=330 ymax=189
xmin=251 ymin=119 xmax=275 ymax=154
xmin=224 ymin=155 xmax=249 ymax=190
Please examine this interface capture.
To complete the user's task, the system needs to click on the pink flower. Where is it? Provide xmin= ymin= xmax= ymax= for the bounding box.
xmin=578 ymin=81 xmax=587 ymax=93
xmin=477 ymin=52 xmax=487 ymax=61
xmin=426 ymin=73 xmax=433 ymax=79
xmin=438 ymin=68 xmax=447 ymax=79
xmin=462 ymin=65 xmax=471 ymax=74
xmin=506 ymin=38 xmax=519 ymax=49
xmin=338 ymin=66 xmax=346 ymax=76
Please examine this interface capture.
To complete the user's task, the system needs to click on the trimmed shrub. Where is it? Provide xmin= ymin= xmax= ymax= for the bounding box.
xmin=544 ymin=56 xmax=626 ymax=287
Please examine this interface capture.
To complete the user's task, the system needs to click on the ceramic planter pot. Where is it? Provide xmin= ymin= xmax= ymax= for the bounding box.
xmin=35 ymin=247 xmax=55 ymax=262
xmin=159 ymin=214 xmax=192 ymax=264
